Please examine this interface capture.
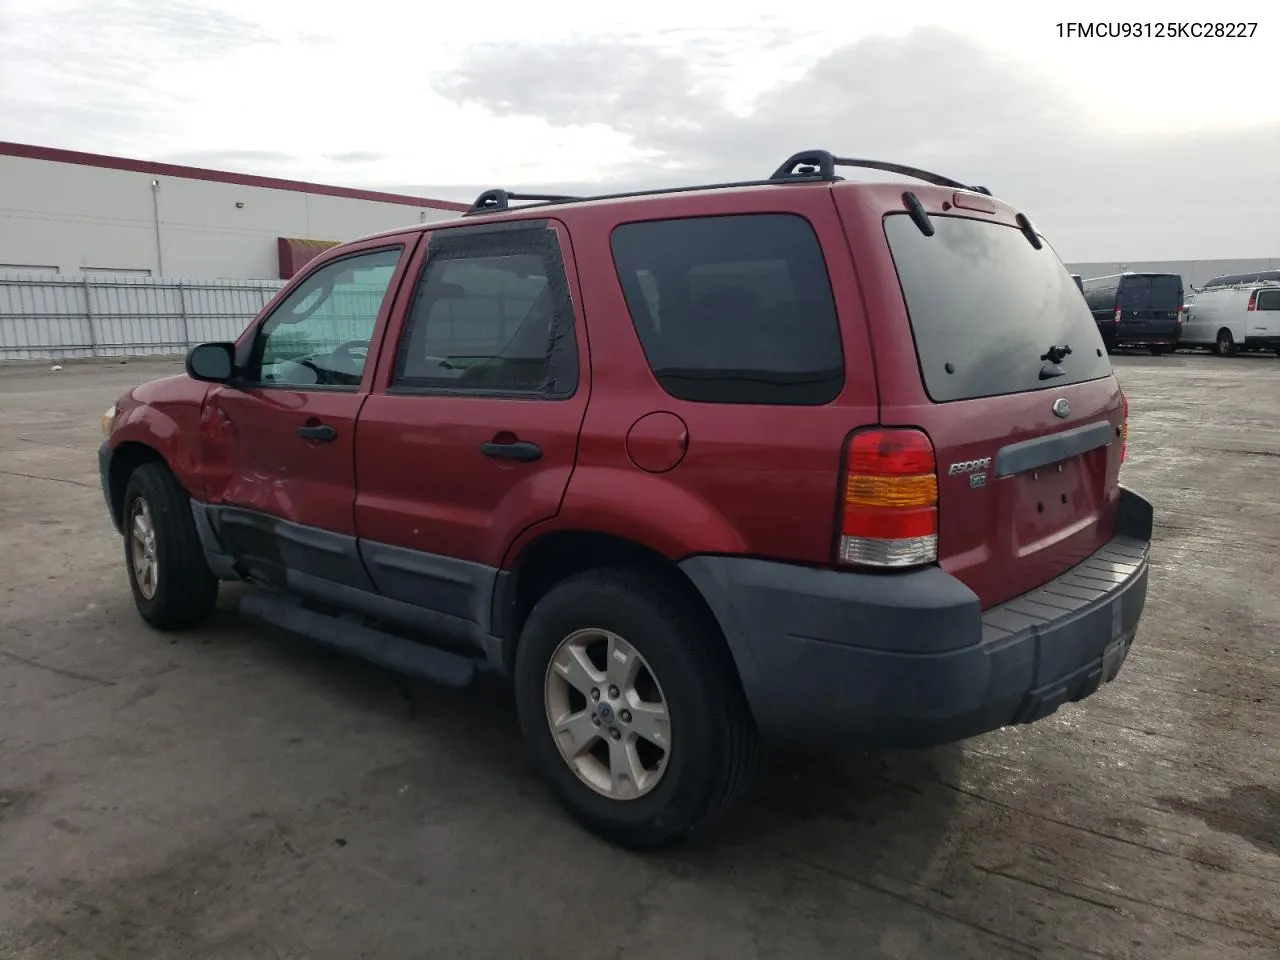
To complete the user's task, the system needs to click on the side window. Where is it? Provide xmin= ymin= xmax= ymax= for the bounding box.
xmin=1255 ymin=290 xmax=1280 ymax=311
xmin=1083 ymin=283 xmax=1115 ymax=313
xmin=392 ymin=227 xmax=578 ymax=397
xmin=610 ymin=213 xmax=844 ymax=405
xmin=250 ymin=246 xmax=403 ymax=388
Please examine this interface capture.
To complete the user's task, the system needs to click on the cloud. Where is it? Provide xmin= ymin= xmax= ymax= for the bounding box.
xmin=435 ymin=27 xmax=1280 ymax=260
xmin=325 ymin=151 xmax=386 ymax=164
xmin=158 ymin=149 xmax=298 ymax=167
xmin=0 ymin=0 xmax=270 ymax=150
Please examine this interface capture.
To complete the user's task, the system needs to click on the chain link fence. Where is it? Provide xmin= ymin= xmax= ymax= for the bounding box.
xmin=0 ymin=273 xmax=286 ymax=361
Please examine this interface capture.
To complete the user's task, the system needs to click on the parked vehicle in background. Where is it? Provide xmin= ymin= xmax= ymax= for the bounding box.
xmin=1071 ymin=273 xmax=1084 ymax=294
xmin=1082 ymin=273 xmax=1184 ymax=355
xmin=97 ymin=149 xmax=1153 ymax=850
xmin=1180 ymin=281 xmax=1280 ymax=356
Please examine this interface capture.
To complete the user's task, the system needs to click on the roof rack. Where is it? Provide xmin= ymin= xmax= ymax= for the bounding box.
xmin=769 ymin=150 xmax=991 ymax=195
xmin=466 ymin=189 xmax=580 ymax=215
xmin=1201 ymin=269 xmax=1280 ymax=290
xmin=462 ymin=148 xmax=991 ymax=217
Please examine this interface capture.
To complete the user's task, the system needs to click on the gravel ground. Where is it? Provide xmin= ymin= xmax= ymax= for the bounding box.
xmin=1 ymin=353 xmax=1277 ymax=960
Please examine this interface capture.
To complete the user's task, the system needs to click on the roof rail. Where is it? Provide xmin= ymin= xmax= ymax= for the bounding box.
xmin=459 ymin=149 xmax=991 ymax=219
xmin=770 ymin=149 xmax=990 ymax=195
xmin=465 ymin=188 xmax=579 ymax=216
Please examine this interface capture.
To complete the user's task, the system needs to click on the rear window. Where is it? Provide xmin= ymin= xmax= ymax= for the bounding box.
xmin=1120 ymin=275 xmax=1182 ymax=312
xmin=610 ymin=214 xmax=844 ymax=404
xmin=1257 ymin=289 xmax=1280 ymax=311
xmin=884 ymin=214 xmax=1112 ymax=403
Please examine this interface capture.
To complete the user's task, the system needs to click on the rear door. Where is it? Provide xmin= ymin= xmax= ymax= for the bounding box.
xmin=836 ymin=188 xmax=1124 ymax=609
xmin=1250 ymin=288 xmax=1280 ymax=340
xmin=353 ymin=219 xmax=589 ymax=623
xmin=1118 ymin=274 xmax=1182 ymax=342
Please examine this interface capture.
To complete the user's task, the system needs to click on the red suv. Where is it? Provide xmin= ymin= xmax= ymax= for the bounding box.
xmin=98 ymin=151 xmax=1153 ymax=849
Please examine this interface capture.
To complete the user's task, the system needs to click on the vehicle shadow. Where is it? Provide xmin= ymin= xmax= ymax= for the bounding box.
xmin=170 ymin=593 xmax=977 ymax=955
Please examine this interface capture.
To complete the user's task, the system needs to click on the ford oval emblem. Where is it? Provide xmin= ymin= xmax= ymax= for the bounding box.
xmin=1052 ymin=398 xmax=1070 ymax=419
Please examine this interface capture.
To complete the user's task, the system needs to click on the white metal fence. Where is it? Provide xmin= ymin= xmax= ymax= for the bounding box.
xmin=0 ymin=273 xmax=286 ymax=361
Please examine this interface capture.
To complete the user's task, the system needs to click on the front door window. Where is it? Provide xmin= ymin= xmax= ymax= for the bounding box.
xmin=250 ymin=247 xmax=402 ymax=388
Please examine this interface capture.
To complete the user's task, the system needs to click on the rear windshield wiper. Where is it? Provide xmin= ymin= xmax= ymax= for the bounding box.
xmin=1039 ymin=343 xmax=1072 ymax=380
xmin=1041 ymin=344 xmax=1072 ymax=364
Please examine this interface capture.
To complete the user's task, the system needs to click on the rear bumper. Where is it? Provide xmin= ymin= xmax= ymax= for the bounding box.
xmin=1116 ymin=333 xmax=1178 ymax=347
xmin=680 ymin=487 xmax=1153 ymax=749
xmin=1244 ymin=335 xmax=1280 ymax=348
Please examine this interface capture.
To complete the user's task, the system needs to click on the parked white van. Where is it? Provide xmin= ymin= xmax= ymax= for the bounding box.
xmin=1180 ymin=282 xmax=1280 ymax=357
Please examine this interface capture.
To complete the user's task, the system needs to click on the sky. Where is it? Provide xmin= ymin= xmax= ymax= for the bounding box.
xmin=0 ymin=0 xmax=1277 ymax=260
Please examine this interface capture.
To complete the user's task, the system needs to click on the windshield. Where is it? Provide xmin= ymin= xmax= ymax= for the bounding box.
xmin=884 ymin=213 xmax=1112 ymax=403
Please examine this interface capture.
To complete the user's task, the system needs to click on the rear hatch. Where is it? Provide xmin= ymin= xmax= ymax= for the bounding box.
xmin=834 ymin=186 xmax=1126 ymax=609
xmin=1118 ymin=274 xmax=1182 ymax=340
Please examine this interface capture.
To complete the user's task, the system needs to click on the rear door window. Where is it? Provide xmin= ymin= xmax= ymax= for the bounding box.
xmin=1255 ymin=289 xmax=1280 ymax=311
xmin=1118 ymin=277 xmax=1154 ymax=311
xmin=392 ymin=226 xmax=579 ymax=397
xmin=1149 ymin=275 xmax=1182 ymax=311
xmin=610 ymin=214 xmax=844 ymax=405
xmin=884 ymin=214 xmax=1112 ymax=403
xmin=1120 ymin=275 xmax=1181 ymax=312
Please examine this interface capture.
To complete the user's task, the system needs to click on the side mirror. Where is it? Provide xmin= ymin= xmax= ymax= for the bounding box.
xmin=186 ymin=342 xmax=237 ymax=384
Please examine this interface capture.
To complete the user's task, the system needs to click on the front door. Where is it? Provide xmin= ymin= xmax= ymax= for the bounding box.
xmin=353 ymin=219 xmax=589 ymax=629
xmin=201 ymin=238 xmax=418 ymax=591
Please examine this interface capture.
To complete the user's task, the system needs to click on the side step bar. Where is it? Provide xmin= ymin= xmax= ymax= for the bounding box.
xmin=240 ymin=591 xmax=477 ymax=688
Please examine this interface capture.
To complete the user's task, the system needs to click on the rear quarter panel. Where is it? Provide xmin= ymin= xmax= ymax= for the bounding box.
xmin=519 ymin=184 xmax=879 ymax=567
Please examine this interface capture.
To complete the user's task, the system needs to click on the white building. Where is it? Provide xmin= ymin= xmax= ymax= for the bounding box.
xmin=0 ymin=141 xmax=467 ymax=281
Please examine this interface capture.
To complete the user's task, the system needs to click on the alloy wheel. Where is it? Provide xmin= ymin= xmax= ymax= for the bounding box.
xmin=129 ymin=497 xmax=159 ymax=600
xmin=543 ymin=628 xmax=671 ymax=800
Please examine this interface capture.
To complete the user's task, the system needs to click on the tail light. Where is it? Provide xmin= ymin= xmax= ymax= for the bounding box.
xmin=1247 ymin=291 xmax=1258 ymax=311
xmin=1120 ymin=391 xmax=1129 ymax=464
xmin=1176 ymin=305 xmax=1186 ymax=327
xmin=838 ymin=429 xmax=938 ymax=569
xmin=1113 ymin=305 xmax=1122 ymax=325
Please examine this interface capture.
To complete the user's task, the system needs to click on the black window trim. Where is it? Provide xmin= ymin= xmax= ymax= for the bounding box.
xmin=387 ymin=224 xmax=581 ymax=401
xmin=607 ymin=210 xmax=847 ymax=407
xmin=239 ymin=243 xmax=407 ymax=393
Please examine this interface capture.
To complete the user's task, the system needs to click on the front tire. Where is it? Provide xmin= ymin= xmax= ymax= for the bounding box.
xmin=514 ymin=569 xmax=757 ymax=850
xmin=122 ymin=463 xmax=218 ymax=630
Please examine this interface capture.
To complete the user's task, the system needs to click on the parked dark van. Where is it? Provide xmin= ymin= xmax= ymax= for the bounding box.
xmin=1082 ymin=273 xmax=1184 ymax=354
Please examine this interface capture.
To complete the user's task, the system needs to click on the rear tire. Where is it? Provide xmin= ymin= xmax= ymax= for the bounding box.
xmin=514 ymin=569 xmax=757 ymax=850
xmin=122 ymin=463 xmax=218 ymax=630
xmin=1215 ymin=329 xmax=1237 ymax=357
xmin=1149 ymin=345 xmax=1167 ymax=356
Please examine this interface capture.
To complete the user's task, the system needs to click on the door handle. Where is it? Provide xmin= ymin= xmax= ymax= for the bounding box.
xmin=480 ymin=440 xmax=542 ymax=462
xmin=297 ymin=423 xmax=337 ymax=442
